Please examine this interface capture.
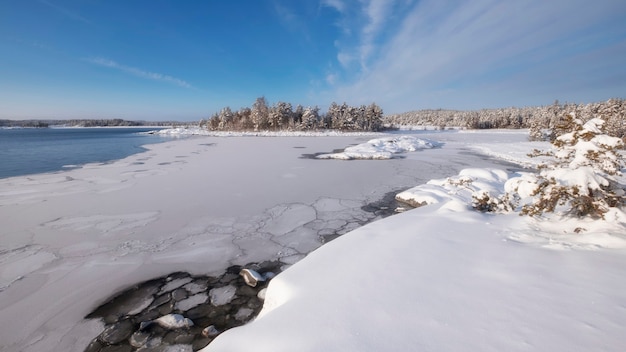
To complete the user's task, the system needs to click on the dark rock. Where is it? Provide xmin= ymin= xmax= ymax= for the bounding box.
xmin=99 ymin=319 xmax=135 ymax=345
xmin=163 ymin=330 xmax=195 ymax=345
xmin=159 ymin=276 xmax=193 ymax=294
xmin=236 ymin=285 xmax=257 ymax=297
xmin=85 ymin=261 xmax=284 ymax=352
xmin=246 ymin=299 xmax=262 ymax=310
xmin=87 ymin=280 xmax=161 ymax=320
xmin=131 ymin=336 xmax=162 ymax=351
xmin=135 ymin=308 xmax=161 ymax=323
xmin=85 ymin=339 xmax=104 ymax=352
xmin=100 ymin=345 xmax=132 ymax=352
xmin=257 ymin=260 xmax=282 ymax=273
xmin=229 ymin=296 xmax=248 ymax=306
xmin=157 ymin=300 xmax=174 ymax=315
xmin=321 ymin=233 xmax=341 ymax=243
xmin=183 ymin=279 xmax=209 ymax=294
xmin=165 ymin=272 xmax=191 ymax=281
xmin=151 ymin=293 xmax=171 ymax=308
xmin=185 ymin=303 xmax=213 ymax=320
xmin=192 ymin=337 xmax=212 ymax=350
xmin=174 ymin=333 xmax=196 ymax=345
xmin=225 ymin=265 xmax=242 ymax=275
xmin=172 ymin=288 xmax=188 ymax=301
xmin=129 ymin=331 xmax=150 ymax=348
xmin=218 ymin=273 xmax=238 ymax=285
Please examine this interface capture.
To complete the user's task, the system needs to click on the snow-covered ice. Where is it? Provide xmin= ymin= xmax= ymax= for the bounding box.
xmin=315 ymin=135 xmax=441 ymax=159
xmin=1 ymin=128 xmax=624 ymax=352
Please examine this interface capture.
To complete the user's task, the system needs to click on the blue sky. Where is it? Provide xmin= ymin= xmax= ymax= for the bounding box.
xmin=1 ymin=0 xmax=625 ymax=120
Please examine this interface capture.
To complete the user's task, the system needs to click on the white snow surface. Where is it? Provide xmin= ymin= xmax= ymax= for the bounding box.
xmin=204 ymin=199 xmax=626 ymax=352
xmin=204 ymin=166 xmax=626 ymax=352
xmin=316 ymin=135 xmax=441 ymax=159
xmin=1 ymin=128 xmax=625 ymax=352
xmin=154 ymin=126 xmax=382 ymax=137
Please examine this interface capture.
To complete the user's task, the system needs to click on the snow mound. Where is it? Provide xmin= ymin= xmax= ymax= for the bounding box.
xmin=315 ymin=135 xmax=441 ymax=160
xmin=397 ymin=168 xmax=626 ymax=249
xmin=396 ymin=168 xmax=508 ymax=208
xmin=509 ymin=208 xmax=626 ymax=250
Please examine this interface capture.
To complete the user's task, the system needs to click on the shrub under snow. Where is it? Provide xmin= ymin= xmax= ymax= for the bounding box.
xmin=505 ymin=115 xmax=624 ymax=218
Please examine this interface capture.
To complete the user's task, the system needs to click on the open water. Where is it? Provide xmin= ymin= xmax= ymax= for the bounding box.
xmin=0 ymin=127 xmax=171 ymax=179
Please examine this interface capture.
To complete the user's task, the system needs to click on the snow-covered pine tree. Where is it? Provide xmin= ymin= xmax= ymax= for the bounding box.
xmin=300 ymin=106 xmax=319 ymax=130
xmin=251 ymin=97 xmax=269 ymax=131
xmin=218 ymin=107 xmax=233 ymax=130
xmin=365 ymin=103 xmax=383 ymax=131
xmin=519 ymin=113 xmax=625 ymax=218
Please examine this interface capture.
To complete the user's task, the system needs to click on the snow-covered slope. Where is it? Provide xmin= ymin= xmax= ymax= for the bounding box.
xmin=204 ymin=169 xmax=626 ymax=352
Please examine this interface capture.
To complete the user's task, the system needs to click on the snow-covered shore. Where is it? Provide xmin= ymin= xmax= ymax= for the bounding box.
xmin=1 ymin=129 xmax=624 ymax=351
xmin=205 ymin=193 xmax=626 ymax=352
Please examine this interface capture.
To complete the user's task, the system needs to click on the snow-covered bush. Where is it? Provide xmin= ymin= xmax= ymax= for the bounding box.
xmin=513 ymin=114 xmax=625 ymax=218
xmin=471 ymin=190 xmax=513 ymax=213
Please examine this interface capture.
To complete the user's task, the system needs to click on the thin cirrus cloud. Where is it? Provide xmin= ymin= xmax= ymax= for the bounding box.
xmin=85 ymin=57 xmax=192 ymax=89
xmin=323 ymin=0 xmax=626 ymax=111
xmin=39 ymin=0 xmax=91 ymax=24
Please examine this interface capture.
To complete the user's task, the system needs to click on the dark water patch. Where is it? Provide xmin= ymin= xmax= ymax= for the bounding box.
xmin=300 ymin=148 xmax=346 ymax=159
xmin=361 ymin=189 xmax=415 ymax=218
xmin=85 ymin=261 xmax=283 ymax=352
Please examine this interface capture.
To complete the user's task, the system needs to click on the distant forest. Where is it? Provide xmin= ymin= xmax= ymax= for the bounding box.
xmin=4 ymin=98 xmax=624 ymax=140
xmin=385 ymin=98 xmax=626 ymax=139
xmin=201 ymin=97 xmax=384 ymax=132
xmin=0 ymin=119 xmax=190 ymax=128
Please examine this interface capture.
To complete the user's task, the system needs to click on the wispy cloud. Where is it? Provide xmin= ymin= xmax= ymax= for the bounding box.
xmin=39 ymin=0 xmax=91 ymax=24
xmin=360 ymin=0 xmax=393 ymax=65
xmin=324 ymin=0 xmax=626 ymax=112
xmin=273 ymin=1 xmax=312 ymax=43
xmin=321 ymin=0 xmax=346 ymax=13
xmin=85 ymin=57 xmax=192 ymax=88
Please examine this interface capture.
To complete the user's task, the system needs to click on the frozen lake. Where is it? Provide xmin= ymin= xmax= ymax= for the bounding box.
xmin=0 ymin=130 xmax=531 ymax=352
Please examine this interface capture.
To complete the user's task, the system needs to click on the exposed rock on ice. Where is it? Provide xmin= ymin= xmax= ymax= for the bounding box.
xmin=209 ymin=285 xmax=236 ymax=306
xmin=239 ymin=268 xmax=265 ymax=287
xmin=140 ymin=314 xmax=194 ymax=330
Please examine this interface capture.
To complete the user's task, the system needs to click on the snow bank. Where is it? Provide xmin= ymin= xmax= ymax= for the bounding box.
xmin=395 ymin=168 xmax=509 ymax=208
xmin=315 ymin=135 xmax=441 ymax=160
xmin=154 ymin=127 xmax=382 ymax=137
xmin=204 ymin=169 xmax=626 ymax=352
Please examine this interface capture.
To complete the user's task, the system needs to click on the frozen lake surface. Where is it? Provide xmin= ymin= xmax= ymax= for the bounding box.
xmin=0 ymin=130 xmax=556 ymax=351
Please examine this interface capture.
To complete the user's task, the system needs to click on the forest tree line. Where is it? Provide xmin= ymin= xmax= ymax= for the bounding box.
xmin=384 ymin=98 xmax=626 ymax=139
xmin=0 ymin=119 xmax=192 ymax=128
xmin=200 ymin=97 xmax=384 ymax=132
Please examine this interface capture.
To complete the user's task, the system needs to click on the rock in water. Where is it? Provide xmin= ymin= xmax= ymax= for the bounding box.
xmin=239 ymin=268 xmax=265 ymax=287
xmin=99 ymin=319 xmax=134 ymax=344
xmin=201 ymin=325 xmax=220 ymax=337
xmin=140 ymin=314 xmax=194 ymax=330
